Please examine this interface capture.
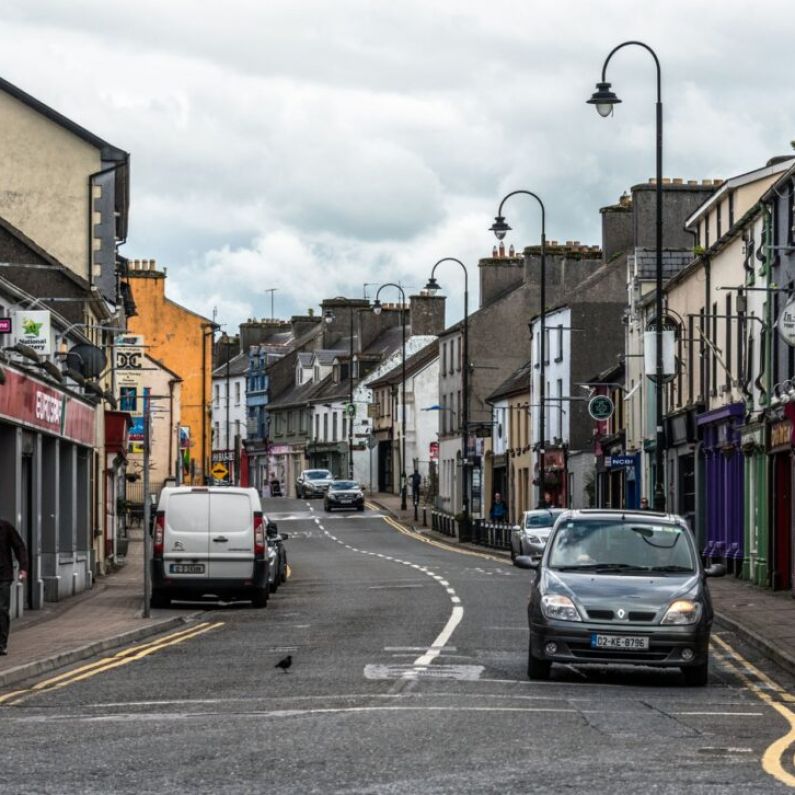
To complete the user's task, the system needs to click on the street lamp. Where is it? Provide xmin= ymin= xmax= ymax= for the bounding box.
xmin=324 ymin=300 xmax=356 ymax=479
xmin=424 ymin=258 xmax=470 ymax=533
xmin=587 ymin=40 xmax=666 ymax=511
xmin=372 ymin=284 xmax=408 ymax=510
xmin=491 ymin=190 xmax=548 ymax=508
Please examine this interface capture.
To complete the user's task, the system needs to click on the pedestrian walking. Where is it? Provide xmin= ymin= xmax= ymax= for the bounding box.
xmin=410 ymin=469 xmax=422 ymax=505
xmin=489 ymin=492 xmax=508 ymax=523
xmin=0 ymin=518 xmax=28 ymax=656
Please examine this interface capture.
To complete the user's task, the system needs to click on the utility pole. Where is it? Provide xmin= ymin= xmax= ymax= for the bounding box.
xmin=142 ymin=399 xmax=152 ymax=618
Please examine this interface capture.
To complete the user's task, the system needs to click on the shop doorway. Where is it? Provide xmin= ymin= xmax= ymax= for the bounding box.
xmin=377 ymin=440 xmax=393 ymax=493
xmin=772 ymin=452 xmax=792 ymax=591
xmin=20 ymin=452 xmax=33 ymax=609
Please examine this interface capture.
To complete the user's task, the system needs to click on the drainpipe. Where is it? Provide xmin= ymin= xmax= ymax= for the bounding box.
xmin=168 ymin=378 xmax=176 ymax=481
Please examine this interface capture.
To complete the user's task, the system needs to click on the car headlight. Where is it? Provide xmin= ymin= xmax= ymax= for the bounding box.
xmin=540 ymin=594 xmax=582 ymax=622
xmin=524 ymin=534 xmax=542 ymax=545
xmin=661 ymin=599 xmax=702 ymax=625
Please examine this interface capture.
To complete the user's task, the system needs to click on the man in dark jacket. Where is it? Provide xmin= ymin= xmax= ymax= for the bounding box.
xmin=0 ymin=518 xmax=28 ymax=655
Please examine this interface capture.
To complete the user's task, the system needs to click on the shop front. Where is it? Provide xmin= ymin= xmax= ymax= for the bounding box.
xmin=0 ymin=363 xmax=96 ymax=618
xmin=697 ymin=403 xmax=744 ymax=573
xmin=104 ymin=410 xmax=131 ymax=563
xmin=665 ymin=408 xmax=699 ymax=536
xmin=768 ymin=410 xmax=794 ymax=591
xmin=541 ymin=447 xmax=568 ymax=508
xmin=307 ymin=440 xmax=348 ymax=479
xmin=740 ymin=422 xmax=769 ymax=586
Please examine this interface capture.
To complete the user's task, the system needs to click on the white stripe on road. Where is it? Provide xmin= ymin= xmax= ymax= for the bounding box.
xmin=411 ymin=607 xmax=464 ymax=668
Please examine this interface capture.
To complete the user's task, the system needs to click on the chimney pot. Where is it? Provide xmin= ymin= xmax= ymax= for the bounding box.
xmin=687 ymin=180 xmax=698 ymax=185
xmin=662 ymin=177 xmax=671 ymax=185
xmin=672 ymin=178 xmax=683 ymax=185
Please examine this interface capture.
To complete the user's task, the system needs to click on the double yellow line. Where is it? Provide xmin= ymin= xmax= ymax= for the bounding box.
xmin=0 ymin=620 xmax=224 ymax=706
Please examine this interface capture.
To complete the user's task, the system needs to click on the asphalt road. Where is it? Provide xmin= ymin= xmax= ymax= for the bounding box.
xmin=3 ymin=497 xmax=795 ymax=794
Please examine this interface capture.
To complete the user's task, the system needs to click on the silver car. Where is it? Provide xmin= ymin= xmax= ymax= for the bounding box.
xmin=296 ymin=469 xmax=334 ymax=498
xmin=510 ymin=509 xmax=564 ymax=563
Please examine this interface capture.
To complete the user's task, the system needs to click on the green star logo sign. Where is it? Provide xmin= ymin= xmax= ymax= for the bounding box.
xmin=588 ymin=395 xmax=614 ymax=421
xmin=345 ymin=403 xmax=356 ymax=417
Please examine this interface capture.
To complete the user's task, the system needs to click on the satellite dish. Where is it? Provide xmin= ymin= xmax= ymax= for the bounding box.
xmin=66 ymin=343 xmax=107 ymax=378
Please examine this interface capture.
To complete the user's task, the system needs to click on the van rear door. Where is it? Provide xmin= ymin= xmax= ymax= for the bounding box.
xmin=163 ymin=491 xmax=210 ymax=579
xmin=208 ymin=491 xmax=255 ymax=580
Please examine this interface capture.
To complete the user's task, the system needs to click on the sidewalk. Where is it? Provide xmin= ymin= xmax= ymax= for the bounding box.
xmin=370 ymin=492 xmax=795 ymax=678
xmin=0 ymin=529 xmax=200 ymax=689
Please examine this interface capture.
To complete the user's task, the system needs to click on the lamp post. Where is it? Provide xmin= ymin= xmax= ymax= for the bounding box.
xmin=587 ymin=40 xmax=666 ymax=511
xmin=372 ymin=283 xmax=408 ymax=510
xmin=424 ymin=259 xmax=469 ymax=531
xmin=490 ymin=191 xmax=548 ymax=508
xmin=221 ymin=332 xmax=232 ymax=484
xmin=323 ymin=300 xmax=356 ymax=479
xmin=201 ymin=322 xmax=220 ymax=484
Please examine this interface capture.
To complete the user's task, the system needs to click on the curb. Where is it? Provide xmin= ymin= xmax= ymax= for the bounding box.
xmin=370 ymin=498 xmax=512 ymax=561
xmin=0 ymin=613 xmax=203 ymax=690
xmin=714 ymin=610 xmax=795 ymax=680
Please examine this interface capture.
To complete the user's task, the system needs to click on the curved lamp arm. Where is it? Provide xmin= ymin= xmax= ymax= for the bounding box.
xmin=601 ymin=40 xmax=661 ymax=102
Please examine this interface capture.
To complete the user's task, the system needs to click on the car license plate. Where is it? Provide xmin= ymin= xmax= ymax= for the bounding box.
xmin=170 ymin=563 xmax=205 ymax=574
xmin=591 ymin=634 xmax=649 ymax=650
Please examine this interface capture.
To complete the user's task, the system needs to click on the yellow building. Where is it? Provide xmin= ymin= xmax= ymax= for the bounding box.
xmin=126 ymin=259 xmax=214 ymax=483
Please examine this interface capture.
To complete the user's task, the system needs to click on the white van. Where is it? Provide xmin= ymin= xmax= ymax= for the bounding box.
xmin=151 ymin=486 xmax=270 ymax=608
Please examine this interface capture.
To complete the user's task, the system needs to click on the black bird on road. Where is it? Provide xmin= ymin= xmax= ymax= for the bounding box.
xmin=275 ymin=654 xmax=292 ymax=673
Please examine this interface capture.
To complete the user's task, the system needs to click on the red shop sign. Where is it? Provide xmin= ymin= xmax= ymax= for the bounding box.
xmin=0 ymin=366 xmax=95 ymax=446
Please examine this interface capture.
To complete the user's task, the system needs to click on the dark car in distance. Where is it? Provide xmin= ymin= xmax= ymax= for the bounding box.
xmin=515 ymin=509 xmax=725 ymax=686
xmin=324 ymin=480 xmax=365 ymax=512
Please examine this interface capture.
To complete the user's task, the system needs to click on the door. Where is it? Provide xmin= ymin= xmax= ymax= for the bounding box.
xmin=162 ymin=492 xmax=210 ymax=580
xmin=21 ymin=453 xmax=33 ymax=609
xmin=207 ymin=491 xmax=255 ymax=580
xmin=774 ymin=453 xmax=792 ymax=591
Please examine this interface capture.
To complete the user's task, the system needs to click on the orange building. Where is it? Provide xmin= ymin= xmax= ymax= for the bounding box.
xmin=126 ymin=259 xmax=214 ymax=483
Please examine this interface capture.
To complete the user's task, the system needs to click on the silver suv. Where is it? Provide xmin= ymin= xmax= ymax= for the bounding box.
xmin=296 ymin=469 xmax=334 ymax=498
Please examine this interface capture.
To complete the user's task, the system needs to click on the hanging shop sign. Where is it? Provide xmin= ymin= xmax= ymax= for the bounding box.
xmin=588 ymin=395 xmax=614 ymax=421
xmin=11 ymin=309 xmax=51 ymax=355
xmin=607 ymin=455 xmax=635 ymax=469
xmin=0 ymin=317 xmax=12 ymax=334
xmin=770 ymin=419 xmax=794 ymax=452
xmin=778 ymin=296 xmax=795 ymax=347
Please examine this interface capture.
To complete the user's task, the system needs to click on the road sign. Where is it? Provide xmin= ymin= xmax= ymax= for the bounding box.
xmin=210 ymin=462 xmax=229 ymax=480
xmin=588 ymin=395 xmax=614 ymax=421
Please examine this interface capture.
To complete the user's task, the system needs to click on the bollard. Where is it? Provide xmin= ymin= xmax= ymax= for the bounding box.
xmin=422 ymin=507 xmax=427 ymax=527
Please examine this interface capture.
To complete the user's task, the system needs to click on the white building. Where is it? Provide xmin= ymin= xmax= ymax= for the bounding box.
xmin=211 ymin=351 xmax=249 ymax=484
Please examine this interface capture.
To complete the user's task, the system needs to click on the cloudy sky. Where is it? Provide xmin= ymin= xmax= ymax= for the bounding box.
xmin=2 ymin=1 xmax=793 ymax=328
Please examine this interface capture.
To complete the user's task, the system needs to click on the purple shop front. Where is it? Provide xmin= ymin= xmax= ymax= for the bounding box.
xmin=697 ymin=402 xmax=744 ymax=570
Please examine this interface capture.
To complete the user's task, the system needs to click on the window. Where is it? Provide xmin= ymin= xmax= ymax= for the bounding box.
xmin=555 ymin=324 xmax=564 ymax=362
xmin=716 ymin=201 xmax=722 ymax=240
xmin=725 ymin=294 xmax=732 ymax=390
xmin=323 ymin=413 xmax=328 ymax=441
xmin=342 ymin=416 xmax=347 ymax=439
xmin=704 ymin=214 xmax=710 ymax=248
xmin=442 ymin=341 xmax=447 ymax=376
xmin=235 ymin=419 xmax=240 ymax=441
xmin=712 ymin=301 xmax=718 ymax=395
xmin=456 ymin=337 xmax=461 ymax=372
xmin=235 ymin=382 xmax=241 ymax=405
xmin=332 ymin=412 xmax=338 ymax=441
xmin=728 ymin=191 xmax=735 ymax=227
xmin=213 ymin=385 xmax=219 ymax=407
xmin=120 ymin=387 xmax=137 ymax=412
xmin=214 ymin=422 xmax=219 ymax=443
xmin=556 ymin=379 xmax=563 ymax=437
xmin=315 ymin=414 xmax=319 ymax=439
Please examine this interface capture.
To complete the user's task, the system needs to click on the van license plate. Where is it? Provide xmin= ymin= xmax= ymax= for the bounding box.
xmin=591 ymin=634 xmax=649 ymax=650
xmin=170 ymin=564 xmax=205 ymax=574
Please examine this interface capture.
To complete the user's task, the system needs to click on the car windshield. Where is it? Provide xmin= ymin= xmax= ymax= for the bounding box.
xmin=525 ymin=510 xmax=562 ymax=529
xmin=547 ymin=520 xmax=695 ymax=573
xmin=306 ymin=471 xmax=332 ymax=480
xmin=331 ymin=481 xmax=358 ymax=490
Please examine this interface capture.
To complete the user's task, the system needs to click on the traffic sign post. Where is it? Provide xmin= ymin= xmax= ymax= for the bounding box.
xmin=210 ymin=462 xmax=229 ymax=480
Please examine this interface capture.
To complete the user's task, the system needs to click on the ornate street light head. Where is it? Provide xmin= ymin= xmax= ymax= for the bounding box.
xmin=423 ymin=276 xmax=441 ymax=294
xmin=372 ymin=299 xmax=383 ymax=316
xmin=489 ymin=215 xmax=511 ymax=241
xmin=587 ymin=81 xmax=622 ymax=117
xmin=323 ymin=309 xmax=335 ymax=325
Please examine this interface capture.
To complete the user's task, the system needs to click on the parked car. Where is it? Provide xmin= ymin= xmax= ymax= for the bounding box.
xmin=150 ymin=486 xmax=270 ymax=609
xmin=266 ymin=520 xmax=289 ymax=592
xmin=514 ymin=509 xmax=725 ymax=686
xmin=510 ymin=509 xmax=564 ymax=562
xmin=324 ymin=480 xmax=365 ymax=512
xmin=296 ymin=469 xmax=335 ymax=498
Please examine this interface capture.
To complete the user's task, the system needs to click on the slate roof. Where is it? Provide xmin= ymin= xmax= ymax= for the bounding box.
xmin=367 ymin=340 xmax=439 ymax=389
xmin=212 ymin=351 xmax=249 ymax=379
xmin=486 ymin=360 xmax=533 ymax=402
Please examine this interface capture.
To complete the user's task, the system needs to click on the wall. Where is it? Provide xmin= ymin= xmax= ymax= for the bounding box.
xmin=0 ymin=90 xmax=102 ymax=282
xmin=127 ymin=261 xmax=213 ymax=482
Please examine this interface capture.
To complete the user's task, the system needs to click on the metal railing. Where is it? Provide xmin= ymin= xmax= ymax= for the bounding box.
xmin=430 ymin=510 xmax=514 ymax=551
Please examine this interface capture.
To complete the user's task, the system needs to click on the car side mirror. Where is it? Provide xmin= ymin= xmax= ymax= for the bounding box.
xmin=704 ymin=563 xmax=726 ymax=578
xmin=514 ymin=555 xmax=540 ymax=570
